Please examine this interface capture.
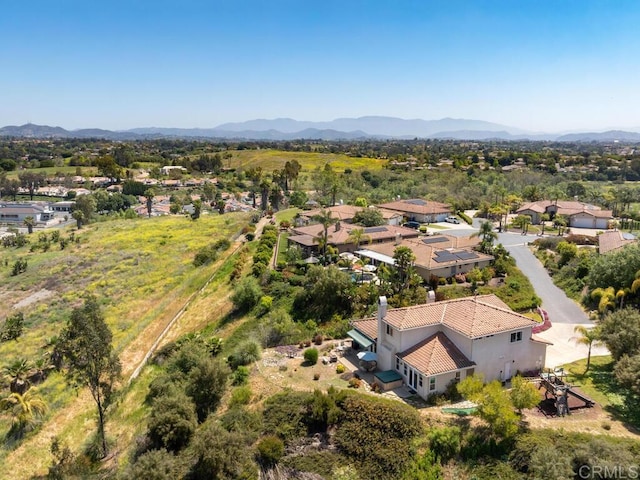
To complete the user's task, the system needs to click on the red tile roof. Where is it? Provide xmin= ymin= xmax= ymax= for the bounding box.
xmin=377 ymin=199 xmax=451 ymax=216
xmin=398 ymin=332 xmax=475 ymax=376
xmin=383 ymin=295 xmax=536 ymax=338
xmin=598 ymin=230 xmax=636 ymax=254
xmin=352 ymin=318 xmax=377 ymax=341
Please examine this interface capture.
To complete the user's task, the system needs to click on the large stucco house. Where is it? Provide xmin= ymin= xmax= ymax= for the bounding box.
xmin=0 ymin=203 xmax=55 ymax=224
xmin=376 ymin=199 xmax=452 ymax=223
xmin=355 ymin=235 xmax=494 ymax=280
xmin=349 ymin=295 xmax=549 ymax=399
xmin=516 ymin=200 xmax=612 ymax=229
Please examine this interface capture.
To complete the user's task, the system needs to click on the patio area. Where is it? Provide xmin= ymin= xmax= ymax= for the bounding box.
xmin=339 ymin=344 xmax=419 ymax=402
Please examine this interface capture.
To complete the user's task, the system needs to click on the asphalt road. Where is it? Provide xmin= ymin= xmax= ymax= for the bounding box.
xmin=497 ymin=231 xmax=590 ymax=324
xmin=439 ymin=220 xmax=607 ymax=365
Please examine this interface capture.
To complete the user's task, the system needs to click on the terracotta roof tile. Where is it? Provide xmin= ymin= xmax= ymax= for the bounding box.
xmin=383 ymin=295 xmax=536 ymax=338
xmin=598 ymin=230 xmax=636 ymax=254
xmin=399 ymin=332 xmax=475 ymax=376
xmin=352 ymin=318 xmax=377 ymax=341
xmin=377 ymin=199 xmax=452 ymax=216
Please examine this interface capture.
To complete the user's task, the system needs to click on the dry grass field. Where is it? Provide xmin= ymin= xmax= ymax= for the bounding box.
xmin=0 ymin=212 xmax=251 ymax=478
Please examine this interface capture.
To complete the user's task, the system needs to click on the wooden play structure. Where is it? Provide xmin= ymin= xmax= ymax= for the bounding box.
xmin=539 ymin=371 xmax=595 ymax=416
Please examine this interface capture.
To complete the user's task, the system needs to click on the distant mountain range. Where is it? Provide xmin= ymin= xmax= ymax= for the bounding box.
xmin=2 ymin=117 xmax=640 ymax=142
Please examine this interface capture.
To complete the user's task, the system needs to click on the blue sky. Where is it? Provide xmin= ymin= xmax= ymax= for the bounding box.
xmin=2 ymin=0 xmax=639 ymax=132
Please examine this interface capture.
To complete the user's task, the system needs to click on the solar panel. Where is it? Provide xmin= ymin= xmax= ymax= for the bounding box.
xmin=364 ymin=226 xmax=388 ymax=234
xmin=422 ymin=237 xmax=448 ymax=244
xmin=434 ymin=252 xmax=457 ymax=263
xmin=456 ymin=251 xmax=479 ymax=260
xmin=405 ymin=199 xmax=427 ymax=206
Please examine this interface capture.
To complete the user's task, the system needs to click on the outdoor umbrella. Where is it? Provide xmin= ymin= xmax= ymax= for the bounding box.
xmin=357 ymin=351 xmax=378 ymax=362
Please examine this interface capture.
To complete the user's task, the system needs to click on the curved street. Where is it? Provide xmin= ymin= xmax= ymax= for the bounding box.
xmin=497 ymin=231 xmax=609 ymax=367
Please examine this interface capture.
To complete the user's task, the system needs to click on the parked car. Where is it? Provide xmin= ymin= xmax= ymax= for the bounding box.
xmin=403 ymin=221 xmax=421 ymax=229
xmin=445 ymin=216 xmax=460 ymax=224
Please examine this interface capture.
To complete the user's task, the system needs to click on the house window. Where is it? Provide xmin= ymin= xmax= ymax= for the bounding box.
xmin=404 ymin=364 xmax=407 ymax=376
xmin=429 ymin=377 xmax=436 ymax=391
xmin=455 ymin=371 xmax=461 ymax=382
xmin=386 ymin=324 xmax=393 ymax=336
xmin=466 ymin=368 xmax=475 ymax=377
xmin=396 ymin=357 xmax=400 ymax=371
xmin=510 ymin=331 xmax=523 ymax=343
xmin=419 ymin=375 xmax=423 ymax=387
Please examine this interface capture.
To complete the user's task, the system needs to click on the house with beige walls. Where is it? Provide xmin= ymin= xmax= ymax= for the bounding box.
xmin=349 ymin=295 xmax=549 ymax=399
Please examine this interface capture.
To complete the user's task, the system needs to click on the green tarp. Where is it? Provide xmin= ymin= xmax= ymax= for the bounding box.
xmin=347 ymin=329 xmax=373 ymax=349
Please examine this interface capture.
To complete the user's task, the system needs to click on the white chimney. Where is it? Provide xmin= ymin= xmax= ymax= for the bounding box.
xmin=377 ymin=296 xmax=388 ymax=339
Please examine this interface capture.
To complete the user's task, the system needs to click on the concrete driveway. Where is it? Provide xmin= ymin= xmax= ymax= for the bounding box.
xmin=497 ymin=231 xmax=609 ymax=367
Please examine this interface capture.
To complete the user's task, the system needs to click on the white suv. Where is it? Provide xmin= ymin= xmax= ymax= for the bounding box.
xmin=445 ymin=216 xmax=460 ymax=224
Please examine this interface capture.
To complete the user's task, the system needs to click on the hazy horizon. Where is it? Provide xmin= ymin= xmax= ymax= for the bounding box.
xmin=2 ymin=1 xmax=639 ymax=132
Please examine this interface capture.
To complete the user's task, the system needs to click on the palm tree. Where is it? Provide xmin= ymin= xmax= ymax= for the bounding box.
xmin=312 ymin=209 xmax=336 ymax=263
xmin=23 ymin=216 xmax=35 ymax=234
xmin=1 ymin=389 xmax=47 ymax=434
xmin=347 ymin=227 xmax=371 ymax=251
xmin=144 ymin=188 xmax=155 ymax=218
xmin=571 ymin=326 xmax=602 ymax=372
xmin=540 ymin=213 xmax=550 ymax=236
xmin=3 ymin=358 xmax=32 ymax=394
xmin=471 ymin=221 xmax=497 ymax=253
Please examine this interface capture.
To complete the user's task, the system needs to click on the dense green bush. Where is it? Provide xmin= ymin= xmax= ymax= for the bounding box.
xmin=229 ymin=386 xmax=252 ymax=407
xmin=185 ymin=357 xmax=229 ymax=422
xmin=256 ymin=435 xmax=284 ymax=466
xmin=231 ymin=277 xmax=263 ymax=312
xmin=124 ymin=448 xmax=184 ymax=480
xmin=193 ymin=238 xmax=231 ymax=266
xmin=262 ymin=391 xmax=315 ymax=441
xmin=228 ymin=339 xmax=261 ymax=369
xmin=147 ymin=392 xmax=198 ymax=453
xmin=303 ymin=347 xmax=319 ymax=365
xmin=429 ymin=426 xmax=461 ymax=462
xmin=334 ymin=393 xmax=423 ymax=478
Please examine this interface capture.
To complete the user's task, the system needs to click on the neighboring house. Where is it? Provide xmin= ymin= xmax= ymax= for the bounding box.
xmin=598 ymin=230 xmax=636 ymax=255
xmin=516 ymin=200 xmax=612 ymax=229
xmin=355 ymin=236 xmax=493 ymax=280
xmin=349 ymin=295 xmax=549 ymax=398
xmin=161 ymin=166 xmax=188 ymax=175
xmin=49 ymin=201 xmax=75 ymax=213
xmin=0 ymin=203 xmax=55 ymax=223
xmin=300 ymin=205 xmax=403 ymax=226
xmin=287 ymin=223 xmax=420 ymax=257
xmin=376 ymin=198 xmax=452 ymax=223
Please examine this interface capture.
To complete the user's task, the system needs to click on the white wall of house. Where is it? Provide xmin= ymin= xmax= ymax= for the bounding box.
xmin=416 ymin=259 xmax=493 ymax=280
xmin=395 ymin=325 xmax=440 ymax=353
xmin=470 ymin=329 xmax=546 ymax=382
xmin=569 ymin=212 xmax=609 ymax=229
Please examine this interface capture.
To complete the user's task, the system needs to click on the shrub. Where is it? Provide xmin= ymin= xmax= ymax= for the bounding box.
xmin=228 ymin=340 xmax=262 ymax=369
xmin=257 ymin=436 xmax=284 ymax=466
xmin=334 ymin=394 xmax=423 ymax=478
xmin=313 ymin=373 xmax=321 ymax=381
xmin=314 ymin=334 xmax=324 ymax=345
xmin=429 ymin=426 xmax=461 ymax=462
xmin=348 ymin=378 xmax=362 ymax=389
xmin=147 ymin=392 xmax=198 ymax=453
xmin=231 ymin=277 xmax=263 ymax=312
xmin=232 ymin=365 xmax=249 ymax=386
xmin=185 ymin=357 xmax=230 ymax=422
xmin=229 ymin=386 xmax=252 ymax=407
xmin=0 ymin=312 xmax=25 ymax=342
xmin=336 ymin=364 xmax=346 ymax=374
xmin=126 ymin=448 xmax=183 ymax=480
xmin=304 ymin=348 xmax=319 ymax=365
